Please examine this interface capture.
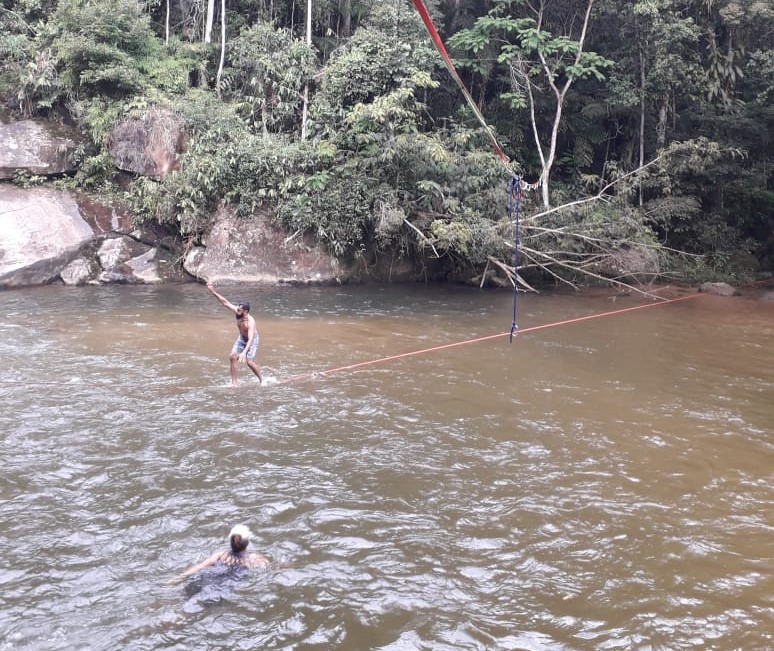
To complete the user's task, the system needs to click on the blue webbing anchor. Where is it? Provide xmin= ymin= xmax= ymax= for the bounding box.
xmin=508 ymin=176 xmax=521 ymax=343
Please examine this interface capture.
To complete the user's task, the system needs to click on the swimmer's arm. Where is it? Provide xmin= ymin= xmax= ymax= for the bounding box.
xmin=247 ymin=553 xmax=271 ymax=568
xmin=167 ymin=551 xmax=222 ymax=585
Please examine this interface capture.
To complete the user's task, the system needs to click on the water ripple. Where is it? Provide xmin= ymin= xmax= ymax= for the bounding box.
xmin=0 ymin=285 xmax=771 ymax=650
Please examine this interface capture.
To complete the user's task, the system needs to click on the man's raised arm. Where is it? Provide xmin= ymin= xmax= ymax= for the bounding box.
xmin=206 ymin=282 xmax=237 ymax=313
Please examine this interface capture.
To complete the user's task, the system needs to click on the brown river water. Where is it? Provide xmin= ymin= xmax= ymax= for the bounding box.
xmin=0 ymin=283 xmax=771 ymax=650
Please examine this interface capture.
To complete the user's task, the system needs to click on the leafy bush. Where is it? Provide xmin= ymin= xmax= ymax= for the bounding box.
xmin=127 ymin=92 xmax=304 ymax=236
xmin=72 ymin=150 xmax=116 ymax=190
xmin=277 ymin=169 xmax=374 ymax=259
xmin=221 ymin=23 xmax=316 ymax=134
xmin=13 ymin=169 xmax=45 ymax=187
xmin=49 ymin=0 xmax=157 ymax=98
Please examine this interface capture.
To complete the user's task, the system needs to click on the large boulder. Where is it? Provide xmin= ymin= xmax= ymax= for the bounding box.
xmin=58 ymin=234 xmax=185 ymax=286
xmin=108 ymin=107 xmax=183 ymax=178
xmin=0 ymin=185 xmax=93 ymax=286
xmin=699 ymin=282 xmax=738 ymax=296
xmin=184 ymin=205 xmax=351 ymax=284
xmin=0 ymin=185 xmax=189 ymax=287
xmin=0 ymin=120 xmax=81 ymax=179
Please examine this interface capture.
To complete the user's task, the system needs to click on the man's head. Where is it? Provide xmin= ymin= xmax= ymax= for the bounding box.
xmin=237 ymin=301 xmax=250 ymax=313
xmin=229 ymin=524 xmax=253 ymax=553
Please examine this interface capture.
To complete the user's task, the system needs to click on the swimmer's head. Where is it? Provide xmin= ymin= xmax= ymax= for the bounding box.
xmin=228 ymin=524 xmax=253 ymax=553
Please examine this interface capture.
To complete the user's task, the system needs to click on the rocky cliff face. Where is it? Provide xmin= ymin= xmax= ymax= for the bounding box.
xmin=108 ymin=107 xmax=183 ymax=178
xmin=183 ymin=204 xmax=348 ymax=284
xmin=0 ymin=178 xmax=353 ymax=288
xmin=0 ymin=184 xmax=189 ymax=287
xmin=0 ymin=116 xmax=422 ymax=289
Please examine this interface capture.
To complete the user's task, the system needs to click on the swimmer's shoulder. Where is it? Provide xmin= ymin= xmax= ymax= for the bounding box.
xmin=247 ymin=553 xmax=270 ymax=568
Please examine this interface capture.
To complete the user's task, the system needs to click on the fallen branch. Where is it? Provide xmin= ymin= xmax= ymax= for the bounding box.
xmin=524 ymin=154 xmax=666 ymax=224
xmin=486 ymin=256 xmax=539 ymax=292
xmin=403 ymin=218 xmax=441 ymax=258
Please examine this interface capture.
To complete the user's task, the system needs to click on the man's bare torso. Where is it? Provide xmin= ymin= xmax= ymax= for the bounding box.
xmin=236 ymin=314 xmax=254 ymax=340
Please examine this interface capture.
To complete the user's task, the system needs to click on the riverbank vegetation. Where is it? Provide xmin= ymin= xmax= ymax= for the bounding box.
xmin=1 ymin=0 xmax=771 ymax=287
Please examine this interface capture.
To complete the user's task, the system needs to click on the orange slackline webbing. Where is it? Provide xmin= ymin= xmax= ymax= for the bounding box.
xmin=410 ymin=0 xmax=510 ymax=168
xmin=276 ymin=293 xmax=702 ymax=386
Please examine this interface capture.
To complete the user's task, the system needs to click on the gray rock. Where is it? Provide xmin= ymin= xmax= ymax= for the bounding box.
xmin=95 ymin=236 xmax=174 ymax=284
xmin=698 ymin=282 xmax=738 ymax=296
xmin=98 ymin=266 xmax=139 ymax=284
xmin=0 ymin=120 xmax=80 ymax=179
xmin=1 ymin=185 xmax=421 ymax=288
xmin=184 ymin=205 xmax=347 ymax=284
xmin=0 ymin=186 xmax=93 ymax=287
xmin=60 ymin=257 xmax=98 ymax=285
xmin=108 ymin=107 xmax=183 ymax=178
xmin=127 ymin=248 xmax=163 ymax=284
xmin=97 ymin=236 xmax=134 ymax=270
xmin=0 ymin=185 xmax=191 ymax=287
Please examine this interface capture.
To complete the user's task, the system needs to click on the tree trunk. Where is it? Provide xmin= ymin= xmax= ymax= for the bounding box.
xmin=639 ymin=51 xmax=646 ymax=206
xmin=340 ymin=0 xmax=351 ymax=37
xmin=526 ymin=0 xmax=595 ymax=209
xmin=205 ymin=0 xmax=215 ymax=43
xmin=301 ymin=0 xmax=312 ymax=140
xmin=656 ymin=100 xmax=667 ymax=148
xmin=165 ymin=0 xmax=170 ymax=45
xmin=215 ymin=0 xmax=226 ymax=94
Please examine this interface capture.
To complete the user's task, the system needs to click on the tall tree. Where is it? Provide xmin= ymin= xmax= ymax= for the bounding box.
xmin=449 ymin=0 xmax=613 ymax=208
xmin=216 ymin=0 xmax=225 ymax=91
xmin=301 ymin=0 xmax=312 ymax=140
xmin=221 ymin=23 xmax=316 ymax=135
xmin=204 ymin=0 xmax=215 ymax=43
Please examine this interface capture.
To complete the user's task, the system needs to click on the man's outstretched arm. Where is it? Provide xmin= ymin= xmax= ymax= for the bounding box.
xmin=206 ymin=282 xmax=237 ymax=313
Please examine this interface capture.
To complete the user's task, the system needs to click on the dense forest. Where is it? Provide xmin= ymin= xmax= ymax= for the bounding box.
xmin=1 ymin=0 xmax=772 ymax=287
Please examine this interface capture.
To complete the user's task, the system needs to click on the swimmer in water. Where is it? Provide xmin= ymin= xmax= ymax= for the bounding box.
xmin=172 ymin=525 xmax=270 ymax=583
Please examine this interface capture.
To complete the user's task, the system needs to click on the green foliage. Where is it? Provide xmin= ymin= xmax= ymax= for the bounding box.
xmin=2 ymin=0 xmax=767 ymax=281
xmin=15 ymin=47 xmax=62 ymax=116
xmin=7 ymin=0 xmax=50 ymax=23
xmin=13 ymin=169 xmax=45 ymax=187
xmin=127 ymin=92 xmax=304 ymax=236
xmin=72 ymin=150 xmax=117 ymax=190
xmin=311 ymin=28 xmax=411 ymax=128
xmin=746 ymin=49 xmax=774 ymax=105
xmin=74 ymin=97 xmax=124 ymax=144
xmin=136 ymin=39 xmax=197 ymax=95
xmin=309 ymin=1 xmax=438 ymax=137
xmin=0 ymin=26 xmax=64 ymax=117
xmin=220 ymin=22 xmax=316 ymax=134
xmin=449 ymin=5 xmax=614 ymax=107
xmin=48 ymin=0 xmax=157 ymax=98
xmin=0 ymin=33 xmax=31 ymax=64
xmin=633 ymin=137 xmax=755 ymax=274
xmin=278 ymin=171 xmax=373 ymax=258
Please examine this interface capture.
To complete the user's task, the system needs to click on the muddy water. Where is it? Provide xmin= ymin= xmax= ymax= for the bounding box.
xmin=0 ymin=284 xmax=771 ymax=650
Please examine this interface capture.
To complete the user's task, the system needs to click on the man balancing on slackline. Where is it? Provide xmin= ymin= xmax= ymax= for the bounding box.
xmin=207 ymin=281 xmax=262 ymax=385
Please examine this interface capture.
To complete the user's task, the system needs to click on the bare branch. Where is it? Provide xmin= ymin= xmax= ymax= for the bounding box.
xmin=403 ymin=218 xmax=441 ymax=258
xmin=524 ymin=154 xmax=665 ymax=223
